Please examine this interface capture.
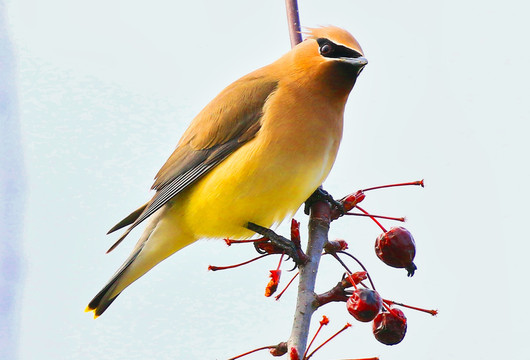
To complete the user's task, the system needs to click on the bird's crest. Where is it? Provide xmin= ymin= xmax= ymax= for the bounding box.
xmin=303 ymin=26 xmax=364 ymax=56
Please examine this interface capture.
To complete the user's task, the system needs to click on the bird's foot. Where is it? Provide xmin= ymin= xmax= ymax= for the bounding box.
xmin=246 ymin=222 xmax=308 ymax=267
xmin=304 ymin=186 xmax=344 ymax=216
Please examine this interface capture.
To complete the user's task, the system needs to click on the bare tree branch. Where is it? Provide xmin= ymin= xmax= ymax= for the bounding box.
xmin=285 ymin=0 xmax=302 ymax=48
xmin=288 ymin=201 xmax=332 ymax=358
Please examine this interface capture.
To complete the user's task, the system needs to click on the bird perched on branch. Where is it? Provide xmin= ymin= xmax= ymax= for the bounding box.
xmin=86 ymin=26 xmax=367 ymax=317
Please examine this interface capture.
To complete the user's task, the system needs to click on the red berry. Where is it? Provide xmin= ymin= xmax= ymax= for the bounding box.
xmin=346 ymin=288 xmax=382 ymax=322
xmin=375 ymin=227 xmax=417 ymax=276
xmin=372 ymin=308 xmax=407 ymax=345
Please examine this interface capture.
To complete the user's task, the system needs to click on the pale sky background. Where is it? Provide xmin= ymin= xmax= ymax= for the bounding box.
xmin=2 ymin=0 xmax=530 ymax=359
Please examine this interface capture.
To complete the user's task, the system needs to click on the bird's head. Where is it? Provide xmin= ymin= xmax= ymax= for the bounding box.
xmin=284 ymin=26 xmax=367 ymax=97
xmin=305 ymin=26 xmax=367 ymax=71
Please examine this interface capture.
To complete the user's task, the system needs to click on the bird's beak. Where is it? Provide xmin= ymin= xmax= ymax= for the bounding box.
xmin=340 ymin=56 xmax=368 ymax=69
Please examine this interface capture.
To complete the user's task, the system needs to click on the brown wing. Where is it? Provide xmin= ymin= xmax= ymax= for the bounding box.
xmin=106 ymin=74 xmax=278 ymax=252
xmin=152 ymin=74 xmax=277 ymax=190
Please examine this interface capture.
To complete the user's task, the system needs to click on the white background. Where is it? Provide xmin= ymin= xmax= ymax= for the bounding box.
xmin=4 ymin=0 xmax=530 ymax=359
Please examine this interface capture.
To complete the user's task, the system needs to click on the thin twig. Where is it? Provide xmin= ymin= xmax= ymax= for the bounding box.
xmin=285 ymin=0 xmax=302 ymax=47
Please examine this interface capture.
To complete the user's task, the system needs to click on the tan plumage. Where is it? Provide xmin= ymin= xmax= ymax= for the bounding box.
xmin=86 ymin=26 xmax=367 ymax=317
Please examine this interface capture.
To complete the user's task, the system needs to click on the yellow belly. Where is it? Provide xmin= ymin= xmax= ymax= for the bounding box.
xmin=166 ymin=134 xmax=337 ymax=240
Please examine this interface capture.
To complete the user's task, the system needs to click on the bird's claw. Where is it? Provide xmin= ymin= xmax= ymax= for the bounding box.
xmin=287 ymin=262 xmax=298 ymax=272
xmin=253 ymin=240 xmax=268 ymax=254
xmin=247 ymin=222 xmax=306 ymax=266
xmin=304 ymin=186 xmax=344 ymax=215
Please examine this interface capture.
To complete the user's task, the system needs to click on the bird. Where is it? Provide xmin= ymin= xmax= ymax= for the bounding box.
xmin=86 ymin=26 xmax=367 ymax=317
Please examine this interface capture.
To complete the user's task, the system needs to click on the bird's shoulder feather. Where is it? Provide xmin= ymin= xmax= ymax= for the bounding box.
xmin=106 ymin=72 xmax=279 ymax=252
xmin=153 ymin=73 xmax=278 ymax=190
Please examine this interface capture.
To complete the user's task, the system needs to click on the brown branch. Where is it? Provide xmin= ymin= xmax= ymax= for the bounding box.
xmin=315 ymin=280 xmax=350 ymax=308
xmin=285 ymin=0 xmax=302 ymax=47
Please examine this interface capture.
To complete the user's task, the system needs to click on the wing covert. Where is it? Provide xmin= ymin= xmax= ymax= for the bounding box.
xmin=106 ymin=75 xmax=278 ymax=252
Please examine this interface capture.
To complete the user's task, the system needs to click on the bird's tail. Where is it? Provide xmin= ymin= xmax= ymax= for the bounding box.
xmin=86 ymin=209 xmax=196 ymax=318
xmin=85 ymin=245 xmax=144 ymax=317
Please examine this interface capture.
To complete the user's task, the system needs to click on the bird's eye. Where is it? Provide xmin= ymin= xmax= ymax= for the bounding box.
xmin=320 ymin=43 xmax=334 ymax=56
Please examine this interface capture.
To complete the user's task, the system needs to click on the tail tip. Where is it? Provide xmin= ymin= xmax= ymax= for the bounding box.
xmin=84 ymin=305 xmax=100 ymax=319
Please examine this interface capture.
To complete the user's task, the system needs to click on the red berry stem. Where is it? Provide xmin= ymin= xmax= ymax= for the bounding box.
xmin=346 ymin=274 xmax=358 ymax=290
xmin=325 ymin=251 xmax=368 ymax=290
xmin=277 ymin=252 xmax=285 ymax=270
xmin=302 ymin=315 xmax=330 ymax=359
xmin=224 ymin=237 xmax=267 ymax=246
xmin=355 ymin=205 xmax=387 ymax=233
xmin=381 ymin=301 xmax=404 ymax=321
xmin=228 ymin=342 xmax=288 ymax=359
xmin=383 ymin=299 xmax=438 ymax=316
xmin=325 ymin=252 xmax=372 ymax=292
xmin=337 ymin=251 xmax=377 ymax=291
xmin=362 ymin=179 xmax=424 ymax=192
xmin=304 ymin=323 xmax=352 ymax=360
xmin=344 ymin=212 xmax=405 ymax=223
xmin=275 ymin=271 xmax=299 ymax=301
xmin=327 ymin=253 xmax=353 ymax=279
xmin=228 ymin=345 xmax=276 ymax=359
xmin=208 ymin=254 xmax=271 ymax=271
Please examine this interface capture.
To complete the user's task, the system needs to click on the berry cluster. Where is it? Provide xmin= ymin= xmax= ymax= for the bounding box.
xmin=212 ymin=180 xmax=435 ymax=359
xmin=322 ymin=236 xmax=435 ymax=349
xmin=327 ymin=180 xmax=434 ymax=346
xmin=344 ymin=285 xmax=412 ymax=346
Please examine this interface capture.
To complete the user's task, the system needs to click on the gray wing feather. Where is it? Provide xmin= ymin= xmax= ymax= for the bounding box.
xmin=106 ymin=139 xmax=244 ymax=253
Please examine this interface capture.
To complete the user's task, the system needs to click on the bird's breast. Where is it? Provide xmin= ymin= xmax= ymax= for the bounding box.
xmin=170 ymin=84 xmax=345 ymax=240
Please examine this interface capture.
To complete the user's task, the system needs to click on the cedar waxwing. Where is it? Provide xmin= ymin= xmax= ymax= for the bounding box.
xmin=86 ymin=26 xmax=367 ymax=317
